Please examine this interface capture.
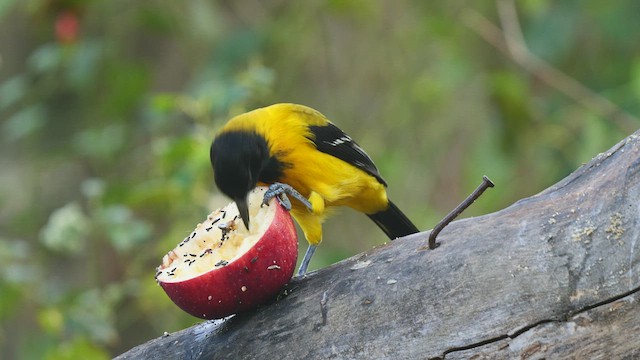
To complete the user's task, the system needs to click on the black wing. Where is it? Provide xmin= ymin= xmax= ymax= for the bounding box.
xmin=308 ymin=122 xmax=387 ymax=186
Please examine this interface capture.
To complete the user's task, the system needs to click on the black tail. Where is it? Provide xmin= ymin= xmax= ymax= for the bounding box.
xmin=367 ymin=200 xmax=419 ymax=240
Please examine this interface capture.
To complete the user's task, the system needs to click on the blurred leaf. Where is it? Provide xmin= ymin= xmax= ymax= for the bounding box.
xmin=20 ymin=334 xmax=58 ymax=360
xmin=28 ymin=43 xmax=63 ymax=74
xmin=577 ymin=114 xmax=611 ymax=163
xmin=44 ymin=337 xmax=110 ymax=360
xmin=520 ymin=0 xmax=551 ymax=16
xmin=236 ymin=60 xmax=275 ymax=100
xmin=66 ymin=41 xmax=103 ymax=90
xmin=0 ymin=75 xmax=28 ymax=110
xmin=72 ymin=124 xmax=126 ymax=161
xmin=0 ymin=238 xmax=38 ymax=284
xmin=490 ymin=71 xmax=533 ymax=150
xmin=219 ymin=30 xmax=263 ymax=65
xmin=0 ymin=0 xmax=18 ymax=19
xmin=103 ymin=62 xmax=150 ymax=115
xmin=2 ymin=104 xmax=46 ymax=141
xmin=137 ymin=6 xmax=177 ymax=33
xmin=0 ymin=282 xmax=23 ymax=320
xmin=526 ymin=3 xmax=578 ymax=62
xmin=326 ymin=0 xmax=375 ymax=16
xmin=173 ymin=94 xmax=214 ymax=123
xmin=67 ymin=288 xmax=121 ymax=345
xmin=157 ymin=136 xmax=203 ymax=177
xmin=80 ymin=178 xmax=106 ymax=200
xmin=38 ymin=307 xmax=65 ymax=335
xmin=40 ymin=202 xmax=90 ymax=255
xmin=150 ymin=93 xmax=180 ymax=114
xmin=186 ymin=0 xmax=222 ymax=42
xmin=98 ymin=205 xmax=152 ymax=252
xmin=239 ymin=60 xmax=275 ymax=89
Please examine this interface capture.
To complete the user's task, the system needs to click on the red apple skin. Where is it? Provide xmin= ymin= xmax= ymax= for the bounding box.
xmin=159 ymin=199 xmax=298 ymax=319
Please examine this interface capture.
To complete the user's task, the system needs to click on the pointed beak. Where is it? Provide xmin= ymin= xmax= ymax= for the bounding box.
xmin=235 ymin=196 xmax=250 ymax=230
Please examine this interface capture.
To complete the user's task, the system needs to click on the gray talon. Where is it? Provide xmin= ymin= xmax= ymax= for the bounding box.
xmin=262 ymin=182 xmax=312 ymax=211
xmin=277 ymin=193 xmax=292 ymax=210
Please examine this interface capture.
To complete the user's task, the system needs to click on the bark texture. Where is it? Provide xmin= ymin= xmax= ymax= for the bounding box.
xmin=117 ymin=131 xmax=640 ymax=360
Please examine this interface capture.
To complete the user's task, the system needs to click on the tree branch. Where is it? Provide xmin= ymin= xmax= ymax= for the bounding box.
xmin=463 ymin=2 xmax=639 ymax=131
xmin=117 ymin=129 xmax=640 ymax=359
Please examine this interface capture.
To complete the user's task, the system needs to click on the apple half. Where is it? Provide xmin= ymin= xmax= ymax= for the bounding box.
xmin=156 ymin=187 xmax=298 ymax=319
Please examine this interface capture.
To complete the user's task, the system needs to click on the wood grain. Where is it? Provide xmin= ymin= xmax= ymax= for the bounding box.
xmin=117 ymin=132 xmax=640 ymax=360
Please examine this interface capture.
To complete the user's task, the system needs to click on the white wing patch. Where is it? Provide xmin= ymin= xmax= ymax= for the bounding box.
xmin=309 ymin=123 xmax=387 ymax=186
xmin=326 ymin=136 xmax=370 ymax=159
xmin=327 ymin=136 xmax=352 ymax=146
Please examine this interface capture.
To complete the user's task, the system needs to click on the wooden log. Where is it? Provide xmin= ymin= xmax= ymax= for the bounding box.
xmin=117 ymin=131 xmax=640 ymax=360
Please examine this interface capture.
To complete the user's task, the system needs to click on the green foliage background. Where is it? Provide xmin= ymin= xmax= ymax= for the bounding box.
xmin=1 ymin=0 xmax=638 ymax=358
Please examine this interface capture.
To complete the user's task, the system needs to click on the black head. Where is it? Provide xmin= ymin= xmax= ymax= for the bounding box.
xmin=210 ymin=131 xmax=270 ymax=229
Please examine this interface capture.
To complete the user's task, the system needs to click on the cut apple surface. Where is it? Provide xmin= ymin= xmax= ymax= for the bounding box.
xmin=156 ymin=187 xmax=298 ymax=319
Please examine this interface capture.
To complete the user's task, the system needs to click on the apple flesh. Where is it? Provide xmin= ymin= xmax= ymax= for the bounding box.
xmin=156 ymin=187 xmax=298 ymax=319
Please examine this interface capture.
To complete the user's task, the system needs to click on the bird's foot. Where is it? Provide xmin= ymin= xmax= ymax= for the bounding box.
xmin=262 ymin=182 xmax=312 ymax=211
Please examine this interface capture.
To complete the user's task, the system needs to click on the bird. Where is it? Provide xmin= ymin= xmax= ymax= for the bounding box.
xmin=210 ymin=103 xmax=419 ymax=276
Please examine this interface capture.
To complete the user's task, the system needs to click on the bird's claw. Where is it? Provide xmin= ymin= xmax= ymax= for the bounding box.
xmin=262 ymin=186 xmax=291 ymax=210
xmin=262 ymin=182 xmax=312 ymax=211
xmin=274 ymin=193 xmax=292 ymax=210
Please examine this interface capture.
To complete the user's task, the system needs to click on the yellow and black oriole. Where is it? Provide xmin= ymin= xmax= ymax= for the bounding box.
xmin=210 ymin=103 xmax=419 ymax=275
